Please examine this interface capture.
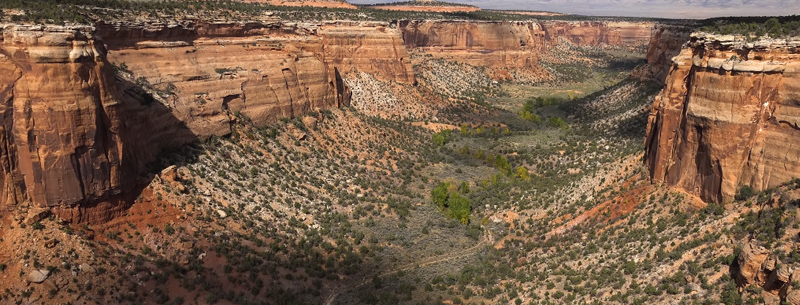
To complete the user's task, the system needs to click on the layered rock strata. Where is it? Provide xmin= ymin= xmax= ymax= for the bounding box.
xmin=1 ymin=20 xmax=409 ymax=220
xmin=645 ymin=33 xmax=800 ymax=202
xmin=398 ymin=20 xmax=653 ymax=79
xmin=634 ymin=24 xmax=693 ymax=84
xmin=542 ymin=21 xmax=653 ymax=47
xmin=0 ymin=25 xmax=134 ymax=221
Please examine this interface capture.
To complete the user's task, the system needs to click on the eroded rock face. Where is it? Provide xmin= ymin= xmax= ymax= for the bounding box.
xmin=735 ymin=241 xmax=800 ymax=302
xmin=245 ymin=0 xmax=357 ymax=9
xmin=399 ymin=20 xmax=653 ymax=80
xmin=0 ymin=21 xmax=361 ymax=221
xmin=645 ymin=33 xmax=800 ymax=202
xmin=370 ymin=5 xmax=480 ymax=12
xmin=542 ymin=21 xmax=653 ymax=47
xmin=634 ymin=24 xmax=693 ymax=84
xmin=99 ymin=20 xmax=353 ymax=135
xmin=320 ymin=21 xmax=415 ymax=84
xmin=0 ymin=48 xmax=25 ymax=209
xmin=1 ymin=25 xmax=134 ymax=214
xmin=737 ymin=242 xmax=771 ymax=286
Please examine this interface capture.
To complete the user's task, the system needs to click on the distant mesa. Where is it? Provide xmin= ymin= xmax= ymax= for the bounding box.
xmin=502 ymin=10 xmax=565 ymax=17
xmin=240 ymin=0 xmax=357 ymax=9
xmin=368 ymin=0 xmax=481 ymax=13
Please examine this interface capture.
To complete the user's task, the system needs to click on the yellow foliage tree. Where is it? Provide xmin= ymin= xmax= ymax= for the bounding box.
xmin=515 ymin=166 xmax=530 ymax=181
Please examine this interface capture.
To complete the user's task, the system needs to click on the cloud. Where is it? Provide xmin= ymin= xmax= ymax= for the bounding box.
xmin=349 ymin=0 xmax=800 ymax=18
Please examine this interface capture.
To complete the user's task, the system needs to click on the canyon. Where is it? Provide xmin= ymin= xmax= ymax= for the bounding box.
xmin=0 ymin=19 xmax=653 ymax=221
xmin=2 ymin=2 xmax=800 ymax=304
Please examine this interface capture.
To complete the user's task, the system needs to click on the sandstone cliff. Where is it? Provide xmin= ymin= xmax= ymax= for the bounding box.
xmin=634 ymin=24 xmax=693 ymax=84
xmin=0 ymin=20 xmax=404 ymax=219
xmin=542 ymin=21 xmax=653 ymax=47
xmin=399 ymin=20 xmax=652 ymax=79
xmin=0 ymin=25 xmax=136 ymax=221
xmin=319 ymin=21 xmax=415 ymax=84
xmin=645 ymin=33 xmax=800 ymax=202
xmin=399 ymin=20 xmax=548 ymax=79
xmin=101 ymin=21 xmax=338 ymax=137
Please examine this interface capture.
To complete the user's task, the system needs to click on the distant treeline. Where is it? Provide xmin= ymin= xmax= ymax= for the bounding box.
xmin=0 ymin=0 xmax=277 ymax=23
xmin=0 ymin=0 xmax=689 ymax=24
xmin=2 ymin=0 xmax=792 ymax=28
xmin=698 ymin=16 xmax=800 ymax=38
xmin=362 ymin=1 xmax=476 ymax=8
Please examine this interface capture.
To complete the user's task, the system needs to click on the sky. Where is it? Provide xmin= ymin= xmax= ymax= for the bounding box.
xmin=349 ymin=0 xmax=800 ymax=19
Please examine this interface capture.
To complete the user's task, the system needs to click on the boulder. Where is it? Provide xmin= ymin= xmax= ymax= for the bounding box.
xmin=24 ymin=209 xmax=50 ymax=226
xmin=763 ymin=255 xmax=778 ymax=272
xmin=787 ymin=290 xmax=800 ymax=305
xmin=26 ymin=269 xmax=49 ymax=283
xmin=302 ymin=116 xmax=318 ymax=130
xmin=737 ymin=242 xmax=770 ymax=285
xmin=160 ymin=165 xmax=179 ymax=182
xmin=778 ymin=264 xmax=794 ymax=283
xmin=79 ymin=263 xmax=96 ymax=274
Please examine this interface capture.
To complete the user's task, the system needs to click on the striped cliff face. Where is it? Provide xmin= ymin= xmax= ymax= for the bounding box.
xmin=645 ymin=33 xmax=800 ymax=202
xmin=0 ymin=21 xmax=391 ymax=221
xmin=398 ymin=20 xmax=653 ymax=80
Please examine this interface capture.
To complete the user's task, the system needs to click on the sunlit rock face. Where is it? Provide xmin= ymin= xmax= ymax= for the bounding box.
xmin=0 ymin=21 xmax=374 ymax=221
xmin=399 ymin=20 xmax=653 ymax=80
xmin=645 ymin=32 xmax=800 ymax=202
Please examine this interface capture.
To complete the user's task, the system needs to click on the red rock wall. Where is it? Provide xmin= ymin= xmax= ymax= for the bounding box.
xmin=0 ymin=25 xmax=135 ymax=215
xmin=0 ymin=18 xmax=660 ymax=220
xmin=399 ymin=20 xmax=549 ymax=79
xmin=320 ymin=21 xmax=415 ymax=84
xmin=542 ymin=21 xmax=653 ymax=47
xmin=0 ymin=49 xmax=26 ymax=209
xmin=399 ymin=20 xmax=653 ymax=79
xmin=634 ymin=24 xmax=692 ymax=84
xmin=0 ymin=20 xmax=415 ymax=218
xmin=0 ymin=21 xmax=402 ymax=218
xmin=645 ymin=33 xmax=800 ymax=202
xmin=100 ymin=21 xmax=347 ymax=137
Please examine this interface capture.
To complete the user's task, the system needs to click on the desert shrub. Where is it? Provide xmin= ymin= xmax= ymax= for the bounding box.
xmin=735 ymin=185 xmax=755 ymax=201
xmin=432 ymin=129 xmax=453 ymax=147
xmin=431 ymin=182 xmax=472 ymax=224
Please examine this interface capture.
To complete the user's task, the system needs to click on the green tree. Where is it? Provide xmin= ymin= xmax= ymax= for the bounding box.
xmin=765 ymin=18 xmax=783 ymax=37
xmin=447 ymin=193 xmax=472 ymax=224
xmin=495 ymin=155 xmax=511 ymax=174
xmin=460 ymin=123 xmax=470 ymax=136
xmin=432 ymin=129 xmax=452 ymax=147
xmin=515 ymin=166 xmax=530 ymax=180
xmin=520 ymin=110 xmax=541 ymax=123
xmin=430 ymin=181 xmax=472 ymax=224
xmin=735 ymin=185 xmax=755 ymax=201
xmin=431 ymin=182 xmax=449 ymax=210
xmin=460 ymin=181 xmax=470 ymax=194
xmin=548 ymin=117 xmax=568 ymax=129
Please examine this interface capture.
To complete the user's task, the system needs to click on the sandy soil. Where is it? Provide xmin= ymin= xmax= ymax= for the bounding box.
xmin=411 ymin=122 xmax=459 ymax=132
